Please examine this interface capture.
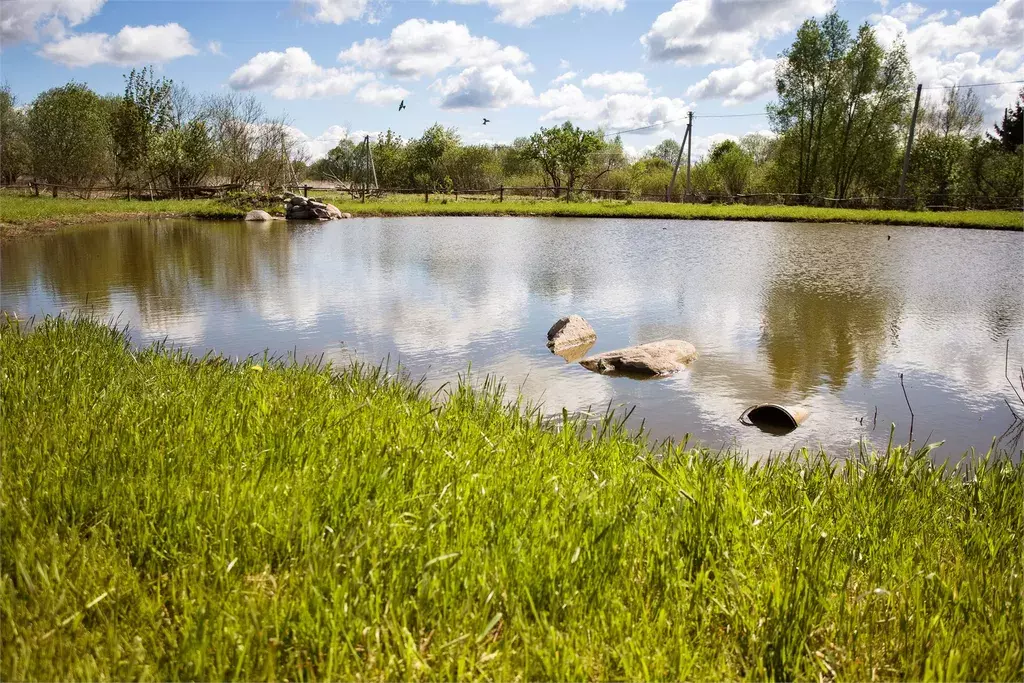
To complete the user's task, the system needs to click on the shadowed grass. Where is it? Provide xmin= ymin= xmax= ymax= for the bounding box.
xmin=1 ymin=317 xmax=1022 ymax=680
xmin=1 ymin=193 xmax=1020 ymax=232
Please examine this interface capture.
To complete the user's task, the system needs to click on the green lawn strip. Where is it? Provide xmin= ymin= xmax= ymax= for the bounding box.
xmin=1 ymin=194 xmax=1020 ymax=231
xmin=2 ymin=317 xmax=1021 ymax=680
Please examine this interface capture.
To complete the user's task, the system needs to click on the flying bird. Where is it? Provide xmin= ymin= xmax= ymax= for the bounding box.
xmin=482 ymin=118 xmax=490 ymax=125
xmin=398 ymin=100 xmax=406 ymax=111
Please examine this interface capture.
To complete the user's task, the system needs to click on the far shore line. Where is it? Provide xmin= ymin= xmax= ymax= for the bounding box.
xmin=1 ymin=195 xmax=1021 ymax=237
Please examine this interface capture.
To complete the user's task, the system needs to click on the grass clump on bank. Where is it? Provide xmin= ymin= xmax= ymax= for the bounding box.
xmin=2 ymin=317 xmax=1022 ymax=680
xmin=1 ymin=193 xmax=1021 ymax=232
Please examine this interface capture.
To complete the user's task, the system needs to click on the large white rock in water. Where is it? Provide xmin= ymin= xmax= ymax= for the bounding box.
xmin=245 ymin=210 xmax=273 ymax=221
xmin=547 ymin=315 xmax=597 ymax=350
xmin=580 ymin=340 xmax=697 ymax=377
xmin=325 ymin=203 xmax=344 ymax=219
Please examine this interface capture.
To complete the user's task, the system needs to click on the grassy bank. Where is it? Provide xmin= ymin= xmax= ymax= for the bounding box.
xmin=1 ymin=193 xmax=1021 ymax=232
xmin=2 ymin=317 xmax=1022 ymax=680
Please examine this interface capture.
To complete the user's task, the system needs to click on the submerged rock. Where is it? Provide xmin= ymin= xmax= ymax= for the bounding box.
xmin=547 ymin=315 xmax=597 ymax=350
xmin=244 ymin=209 xmax=273 ymax=221
xmin=580 ymin=340 xmax=697 ymax=377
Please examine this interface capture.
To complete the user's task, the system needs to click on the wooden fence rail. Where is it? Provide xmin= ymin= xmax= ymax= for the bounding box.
xmin=3 ymin=182 xmax=1022 ymax=211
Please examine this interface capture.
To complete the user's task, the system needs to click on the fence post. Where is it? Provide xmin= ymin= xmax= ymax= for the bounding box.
xmin=454 ymin=189 xmax=458 ymax=202
xmin=425 ymin=190 xmax=429 ymax=203
xmin=127 ymin=184 xmax=131 ymax=201
xmin=32 ymin=182 xmax=39 ymax=197
xmin=303 ymin=184 xmax=309 ymax=197
xmin=361 ymin=187 xmax=366 ymax=204
xmin=899 ymin=83 xmax=923 ymax=204
xmin=499 ymin=184 xmax=504 ymax=202
xmin=52 ymin=184 xmax=58 ymax=198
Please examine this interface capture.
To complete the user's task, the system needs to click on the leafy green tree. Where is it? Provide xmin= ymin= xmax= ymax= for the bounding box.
xmin=0 ymin=85 xmax=31 ymax=184
xmin=708 ymin=140 xmax=754 ymax=195
xmin=28 ymin=83 xmax=108 ymax=191
xmin=526 ymin=122 xmax=602 ymax=198
xmin=647 ymin=139 xmax=681 ymax=166
xmin=372 ymin=130 xmax=408 ymax=188
xmin=408 ymin=124 xmax=460 ymax=189
xmin=769 ymin=13 xmax=912 ymax=198
xmin=110 ymin=67 xmax=173 ymax=191
xmin=989 ymin=88 xmax=1023 ymax=153
xmin=152 ymin=87 xmax=215 ymax=192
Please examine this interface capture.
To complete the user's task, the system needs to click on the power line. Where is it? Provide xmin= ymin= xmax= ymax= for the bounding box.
xmin=920 ymin=79 xmax=1024 ymax=90
xmin=694 ymin=112 xmax=769 ymax=118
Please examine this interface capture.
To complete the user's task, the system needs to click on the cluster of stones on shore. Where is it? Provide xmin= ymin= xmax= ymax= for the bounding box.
xmin=244 ymin=192 xmax=352 ymax=222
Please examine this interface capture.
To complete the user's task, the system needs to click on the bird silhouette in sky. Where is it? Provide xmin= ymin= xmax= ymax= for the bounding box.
xmin=398 ymin=100 xmax=406 ymax=111
xmin=482 ymin=118 xmax=490 ymax=125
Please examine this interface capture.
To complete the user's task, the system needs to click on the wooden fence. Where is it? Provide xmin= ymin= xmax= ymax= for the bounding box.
xmin=3 ymin=181 xmax=1021 ymax=211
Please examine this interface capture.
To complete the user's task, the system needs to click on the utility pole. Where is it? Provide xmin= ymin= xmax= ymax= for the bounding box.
xmin=899 ymin=83 xmax=923 ymax=199
xmin=668 ymin=119 xmax=691 ymax=201
xmin=362 ymin=135 xmax=369 ymax=203
xmin=685 ymin=111 xmax=693 ymax=200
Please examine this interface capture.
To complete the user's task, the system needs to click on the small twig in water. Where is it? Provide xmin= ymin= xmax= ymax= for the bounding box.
xmin=900 ymin=373 xmax=914 ymax=447
xmin=872 ymin=405 xmax=878 ymax=431
xmin=1005 ymin=340 xmax=1024 ymax=409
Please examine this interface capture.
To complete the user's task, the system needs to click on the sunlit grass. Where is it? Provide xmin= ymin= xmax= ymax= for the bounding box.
xmin=2 ymin=316 xmax=1022 ymax=680
xmin=1 ymin=193 xmax=1020 ymax=231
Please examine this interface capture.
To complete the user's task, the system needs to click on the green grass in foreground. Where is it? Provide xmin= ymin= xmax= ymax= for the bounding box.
xmin=1 ymin=193 xmax=1021 ymax=230
xmin=1 ymin=317 xmax=1023 ymax=680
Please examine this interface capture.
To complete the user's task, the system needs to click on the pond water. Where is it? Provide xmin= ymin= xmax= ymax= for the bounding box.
xmin=3 ymin=217 xmax=1023 ymax=458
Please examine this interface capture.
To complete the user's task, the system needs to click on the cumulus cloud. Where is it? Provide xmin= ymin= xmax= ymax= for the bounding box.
xmin=872 ymin=0 xmax=1024 ymax=121
xmin=874 ymin=0 xmax=1024 ymax=59
xmin=888 ymin=2 xmax=927 ymax=22
xmin=356 ymin=81 xmax=409 ymax=105
xmin=686 ymin=58 xmax=777 ymax=105
xmin=228 ymin=47 xmax=374 ymax=99
xmin=293 ymin=0 xmax=379 ymax=24
xmin=536 ymin=84 xmax=689 ymax=132
xmin=288 ymin=124 xmax=369 ymax=159
xmin=581 ymin=71 xmax=650 ymax=94
xmin=446 ymin=0 xmax=625 ymax=27
xmin=642 ymin=0 xmax=833 ymax=65
xmin=552 ymin=70 xmax=577 ymax=84
xmin=338 ymin=19 xmax=531 ymax=79
xmin=434 ymin=65 xmax=534 ymax=109
xmin=39 ymin=23 xmax=198 ymax=66
xmin=208 ymin=40 xmax=223 ymax=55
xmin=0 ymin=0 xmax=105 ymax=44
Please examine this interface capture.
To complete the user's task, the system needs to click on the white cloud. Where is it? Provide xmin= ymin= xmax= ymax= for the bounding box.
xmin=294 ymin=0 xmax=379 ymax=24
xmin=356 ymin=81 xmax=409 ymax=105
xmin=536 ymin=84 xmax=689 ymax=132
xmin=39 ymin=23 xmax=197 ymax=66
xmin=558 ymin=59 xmax=572 ymax=70
xmin=288 ymin=124 xmax=365 ymax=159
xmin=686 ymin=58 xmax=777 ymax=105
xmin=229 ymin=47 xmax=374 ymax=99
xmin=0 ymin=0 xmax=105 ymax=43
xmin=581 ymin=71 xmax=650 ymax=94
xmin=208 ymin=40 xmax=223 ymax=55
xmin=434 ymin=65 xmax=534 ymax=109
xmin=642 ymin=0 xmax=833 ymax=65
xmin=552 ymin=70 xmax=577 ymax=84
xmin=446 ymin=0 xmax=625 ymax=27
xmin=872 ymin=0 xmax=1024 ymax=123
xmin=874 ymin=0 xmax=1024 ymax=60
xmin=889 ymin=2 xmax=926 ymax=23
xmin=338 ymin=19 xmax=531 ymax=79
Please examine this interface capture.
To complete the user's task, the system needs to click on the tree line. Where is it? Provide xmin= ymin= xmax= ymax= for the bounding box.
xmin=1 ymin=11 xmax=1021 ymax=206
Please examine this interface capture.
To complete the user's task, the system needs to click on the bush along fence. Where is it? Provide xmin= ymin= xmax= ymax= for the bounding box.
xmin=3 ymin=181 xmax=1022 ymax=212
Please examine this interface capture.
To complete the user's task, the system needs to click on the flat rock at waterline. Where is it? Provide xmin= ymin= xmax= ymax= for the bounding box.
xmin=579 ymin=340 xmax=697 ymax=377
xmin=244 ymin=210 xmax=273 ymax=221
xmin=546 ymin=315 xmax=597 ymax=350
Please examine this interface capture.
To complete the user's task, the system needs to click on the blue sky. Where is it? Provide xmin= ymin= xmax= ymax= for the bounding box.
xmin=2 ymin=0 xmax=1022 ymax=158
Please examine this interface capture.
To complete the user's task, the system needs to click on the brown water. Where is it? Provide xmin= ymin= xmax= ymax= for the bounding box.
xmin=3 ymin=217 xmax=1022 ymax=458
